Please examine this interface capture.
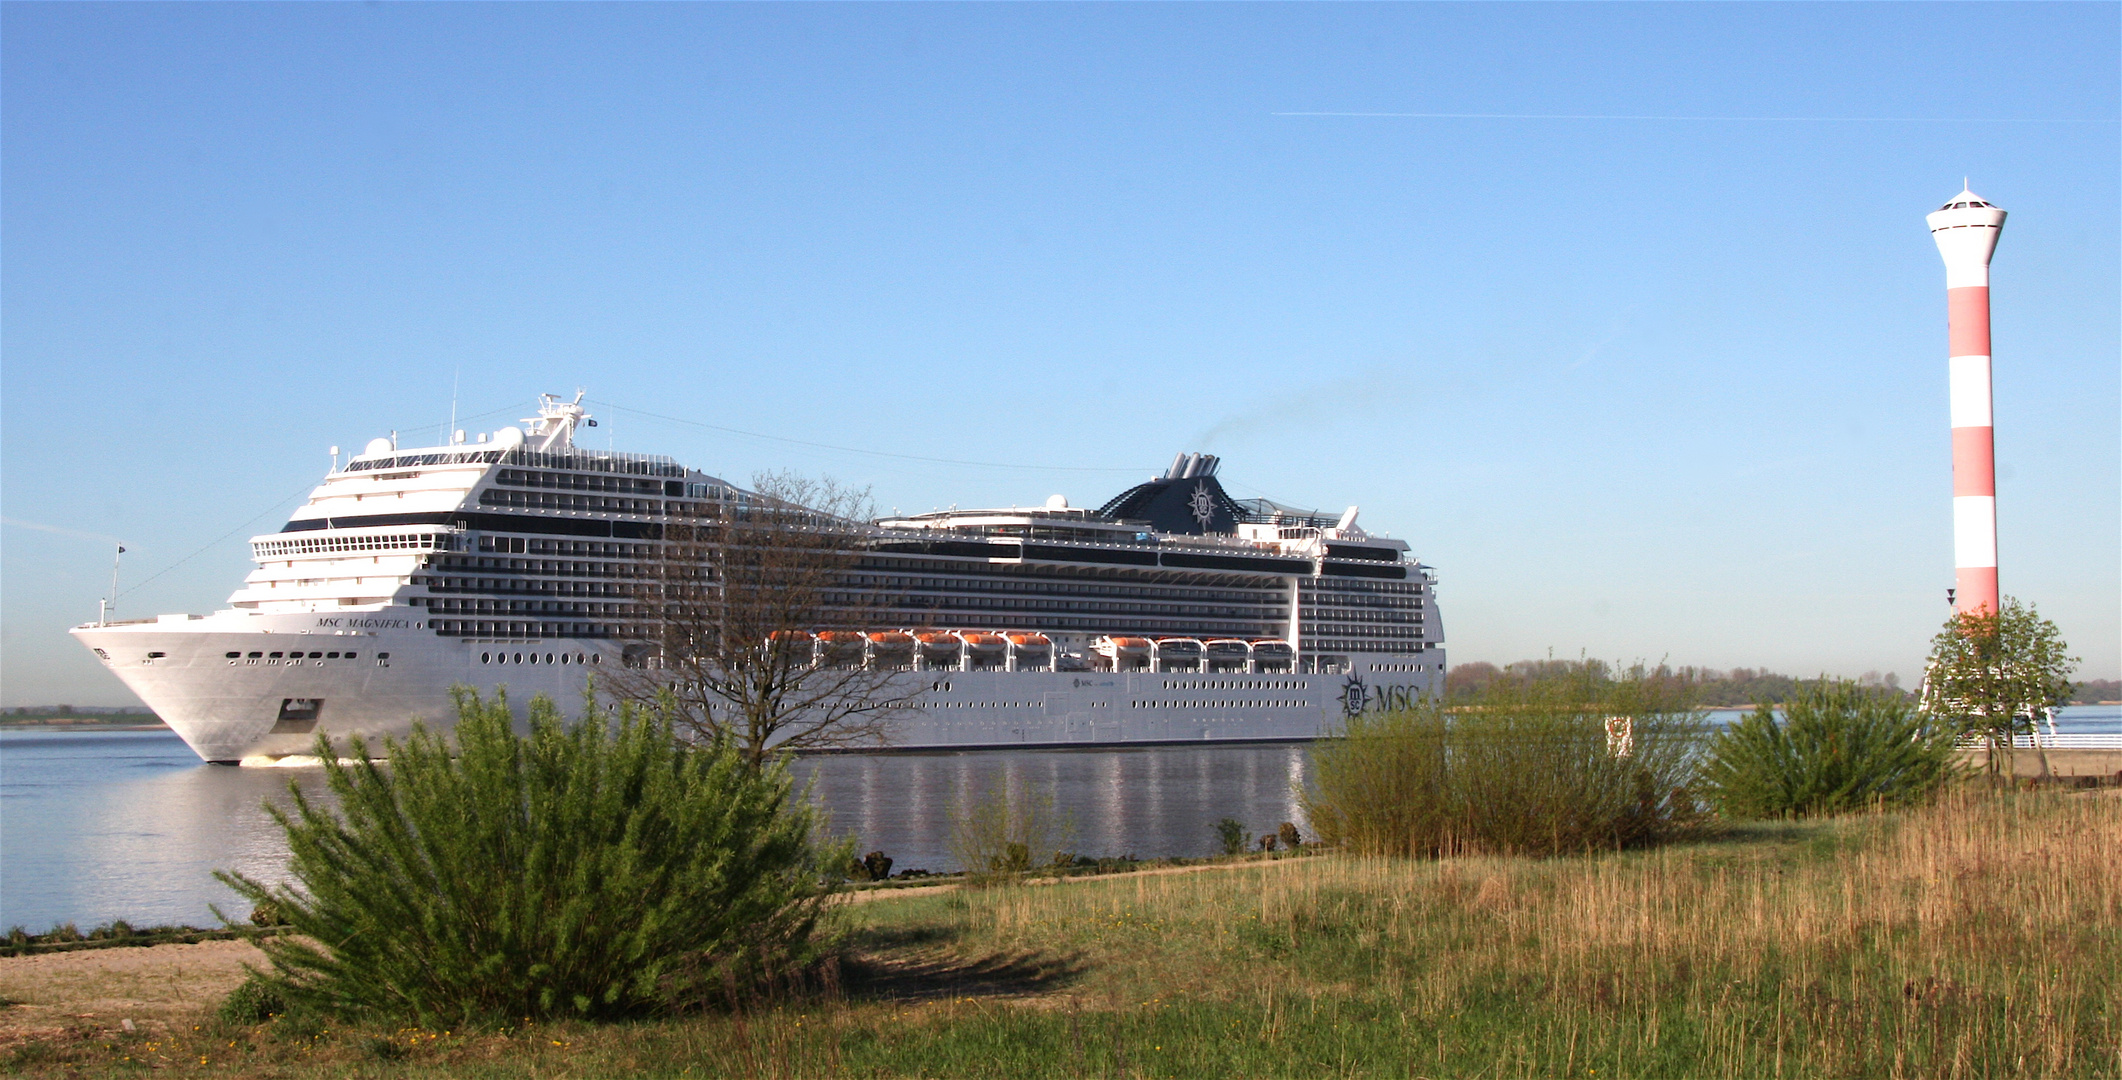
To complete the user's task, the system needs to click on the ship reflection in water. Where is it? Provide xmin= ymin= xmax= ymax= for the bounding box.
xmin=0 ymin=729 xmax=1311 ymax=930
xmin=794 ymin=743 xmax=1311 ymax=873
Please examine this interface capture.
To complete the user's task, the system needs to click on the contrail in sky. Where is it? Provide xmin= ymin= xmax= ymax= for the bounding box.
xmin=1273 ymin=112 xmax=2117 ymax=123
xmin=1 ymin=517 xmax=123 ymax=544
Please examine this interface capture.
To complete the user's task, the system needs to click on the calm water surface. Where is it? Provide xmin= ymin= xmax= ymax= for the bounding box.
xmin=5 ymin=704 xmax=2116 ymax=931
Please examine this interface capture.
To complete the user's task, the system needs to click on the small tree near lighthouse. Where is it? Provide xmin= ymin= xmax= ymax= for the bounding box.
xmin=1920 ymin=597 xmax=2077 ymax=779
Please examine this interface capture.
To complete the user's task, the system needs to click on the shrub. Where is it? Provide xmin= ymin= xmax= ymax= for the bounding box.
xmin=217 ymin=689 xmax=842 ymax=1027
xmin=1214 ymin=817 xmax=1248 ymax=856
xmin=1305 ymin=666 xmax=1704 ymax=857
xmin=1702 ymin=679 xmax=1963 ymax=818
xmin=948 ymin=781 xmax=1069 ymax=884
xmin=217 ymin=975 xmax=287 ymax=1024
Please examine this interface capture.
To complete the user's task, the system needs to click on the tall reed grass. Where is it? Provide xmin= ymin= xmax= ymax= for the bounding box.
xmin=1305 ymin=668 xmax=1704 ymax=856
xmin=943 ymin=788 xmax=2119 ymax=1077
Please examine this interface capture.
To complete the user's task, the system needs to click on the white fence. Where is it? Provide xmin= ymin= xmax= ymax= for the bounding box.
xmin=1954 ymin=734 xmax=2122 ymax=750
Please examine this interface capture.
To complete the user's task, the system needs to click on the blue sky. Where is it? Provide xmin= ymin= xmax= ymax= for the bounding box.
xmin=4 ymin=3 xmax=2116 ymax=705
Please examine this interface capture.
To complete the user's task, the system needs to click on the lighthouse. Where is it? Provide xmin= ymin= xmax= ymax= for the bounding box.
xmin=1927 ymin=187 xmax=2006 ymax=617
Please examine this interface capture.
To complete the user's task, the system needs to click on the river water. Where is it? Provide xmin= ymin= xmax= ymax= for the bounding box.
xmin=4 ymin=705 xmax=2117 ymax=932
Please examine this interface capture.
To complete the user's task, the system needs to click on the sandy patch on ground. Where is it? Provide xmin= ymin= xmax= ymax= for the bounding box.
xmin=0 ymin=939 xmax=264 ymax=1042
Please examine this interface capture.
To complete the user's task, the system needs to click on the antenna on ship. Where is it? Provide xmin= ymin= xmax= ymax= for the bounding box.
xmin=100 ymin=543 xmax=125 ymax=626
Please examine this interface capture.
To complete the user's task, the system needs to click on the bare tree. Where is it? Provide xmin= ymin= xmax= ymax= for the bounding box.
xmin=607 ymin=471 xmax=923 ymax=768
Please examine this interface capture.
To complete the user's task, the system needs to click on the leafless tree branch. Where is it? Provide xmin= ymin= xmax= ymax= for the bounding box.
xmin=605 ymin=471 xmax=924 ymax=768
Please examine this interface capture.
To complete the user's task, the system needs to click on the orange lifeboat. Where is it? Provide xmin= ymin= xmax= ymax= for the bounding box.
xmin=814 ymin=631 xmax=866 ymax=665
xmin=1205 ymin=638 xmax=1252 ymax=671
xmin=1152 ymin=637 xmax=1204 ymax=672
xmin=765 ymin=629 xmax=814 ymax=660
xmin=956 ymin=631 xmax=1006 ymax=669
xmin=1093 ymin=635 xmax=1153 ymax=671
xmin=912 ymin=630 xmax=962 ymax=666
xmin=957 ymin=632 xmax=1007 ymax=654
xmin=1005 ymin=631 xmax=1053 ymax=670
xmin=1250 ymin=639 xmax=1295 ymax=671
xmin=864 ymin=630 xmax=914 ymax=669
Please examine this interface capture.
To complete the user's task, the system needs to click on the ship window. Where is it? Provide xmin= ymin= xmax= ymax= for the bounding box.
xmin=378 ymin=652 xmax=390 ymax=659
xmin=591 ymin=654 xmax=601 ymax=664
xmin=226 ymin=652 xmax=241 ymax=659
xmin=269 ymin=652 xmax=285 ymax=659
xmin=345 ymin=652 xmax=358 ymax=660
xmin=326 ymin=652 xmax=340 ymax=659
xmin=545 ymin=653 xmax=555 ymax=664
xmin=514 ymin=653 xmax=524 ymax=663
xmin=248 ymin=652 xmax=263 ymax=658
xmin=309 ymin=652 xmax=324 ymax=659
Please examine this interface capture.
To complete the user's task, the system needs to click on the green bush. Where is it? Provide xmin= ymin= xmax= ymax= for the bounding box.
xmin=218 ymin=689 xmax=842 ymax=1027
xmin=1701 ymin=678 xmax=1962 ymax=818
xmin=1305 ymin=667 xmax=1704 ymax=857
xmin=1214 ymin=817 xmax=1248 ymax=856
xmin=947 ymin=781 xmax=1070 ymax=884
xmin=217 ymin=974 xmax=287 ymax=1024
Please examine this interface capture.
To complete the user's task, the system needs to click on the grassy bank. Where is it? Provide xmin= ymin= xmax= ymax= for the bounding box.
xmin=7 ymin=788 xmax=2116 ymax=1077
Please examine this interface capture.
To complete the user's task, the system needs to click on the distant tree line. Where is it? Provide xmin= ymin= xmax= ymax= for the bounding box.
xmin=2072 ymin=679 xmax=2119 ymax=704
xmin=1446 ymin=660 xmax=1905 ymax=707
xmin=3 ymin=705 xmax=158 ymax=718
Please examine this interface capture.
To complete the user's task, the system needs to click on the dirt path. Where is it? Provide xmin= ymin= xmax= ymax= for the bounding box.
xmin=0 ymin=939 xmax=264 ymax=1043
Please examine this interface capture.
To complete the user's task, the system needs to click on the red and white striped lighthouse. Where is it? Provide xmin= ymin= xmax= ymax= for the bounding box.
xmin=1927 ymin=187 xmax=2007 ymax=616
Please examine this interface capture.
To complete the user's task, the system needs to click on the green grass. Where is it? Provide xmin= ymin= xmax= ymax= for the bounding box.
xmin=10 ymin=789 xmax=2118 ymax=1078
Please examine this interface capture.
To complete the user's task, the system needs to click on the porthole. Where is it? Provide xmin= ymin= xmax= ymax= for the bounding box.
xmin=560 ymin=654 xmax=571 ymax=665
xmin=514 ymin=653 xmax=523 ymax=664
xmin=481 ymin=652 xmax=491 ymax=664
xmin=545 ymin=653 xmax=554 ymax=664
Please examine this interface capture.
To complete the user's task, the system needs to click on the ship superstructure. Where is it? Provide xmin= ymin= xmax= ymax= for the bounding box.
xmin=74 ymin=396 xmax=1445 ymax=762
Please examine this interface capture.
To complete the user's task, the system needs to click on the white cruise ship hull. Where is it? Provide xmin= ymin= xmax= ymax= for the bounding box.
xmin=74 ymin=607 xmax=1441 ymax=763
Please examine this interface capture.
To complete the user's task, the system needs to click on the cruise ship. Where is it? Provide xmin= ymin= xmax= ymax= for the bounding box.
xmin=73 ymin=394 xmax=1445 ymax=763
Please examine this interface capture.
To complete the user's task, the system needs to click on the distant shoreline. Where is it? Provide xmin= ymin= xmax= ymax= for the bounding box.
xmin=1 ymin=719 xmax=167 ymax=731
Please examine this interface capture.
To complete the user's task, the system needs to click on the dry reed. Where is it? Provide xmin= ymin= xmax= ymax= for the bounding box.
xmin=949 ymin=788 xmax=2121 ymax=1077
